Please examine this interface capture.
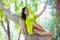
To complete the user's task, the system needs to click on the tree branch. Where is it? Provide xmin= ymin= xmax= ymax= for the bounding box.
xmin=0 ymin=2 xmax=24 ymax=30
xmin=18 ymin=29 xmax=22 ymax=40
xmin=0 ymin=2 xmax=26 ymax=40
xmin=0 ymin=2 xmax=21 ymax=24
xmin=0 ymin=20 xmax=7 ymax=34
xmin=6 ymin=16 xmax=11 ymax=40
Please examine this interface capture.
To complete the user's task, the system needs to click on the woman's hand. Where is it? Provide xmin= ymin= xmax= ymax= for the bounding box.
xmin=42 ymin=5 xmax=46 ymax=11
xmin=34 ymin=5 xmax=46 ymax=18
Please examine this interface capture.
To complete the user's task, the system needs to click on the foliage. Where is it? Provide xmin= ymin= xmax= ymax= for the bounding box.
xmin=0 ymin=9 xmax=6 ymax=22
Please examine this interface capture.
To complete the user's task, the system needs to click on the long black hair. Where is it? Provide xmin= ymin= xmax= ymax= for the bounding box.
xmin=21 ymin=7 xmax=27 ymax=21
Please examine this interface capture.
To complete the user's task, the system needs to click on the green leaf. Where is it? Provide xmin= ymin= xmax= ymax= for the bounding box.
xmin=14 ymin=0 xmax=18 ymax=3
xmin=3 ymin=0 xmax=10 ymax=9
xmin=0 ymin=9 xmax=6 ymax=22
xmin=31 ymin=0 xmax=35 ymax=3
xmin=34 ymin=2 xmax=38 ymax=12
xmin=15 ymin=6 xmax=20 ymax=12
xmin=21 ymin=1 xmax=24 ymax=7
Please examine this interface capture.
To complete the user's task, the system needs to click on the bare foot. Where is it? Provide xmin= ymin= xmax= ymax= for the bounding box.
xmin=42 ymin=32 xmax=53 ymax=36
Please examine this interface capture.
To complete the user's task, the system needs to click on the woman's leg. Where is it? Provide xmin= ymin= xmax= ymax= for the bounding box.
xmin=33 ymin=22 xmax=45 ymax=32
xmin=34 ymin=29 xmax=52 ymax=36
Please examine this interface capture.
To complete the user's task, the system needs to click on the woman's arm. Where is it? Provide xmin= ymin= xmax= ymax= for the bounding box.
xmin=34 ymin=5 xmax=46 ymax=18
xmin=21 ymin=19 xmax=27 ymax=34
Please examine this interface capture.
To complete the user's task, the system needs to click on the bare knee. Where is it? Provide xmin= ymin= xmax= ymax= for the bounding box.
xmin=32 ymin=22 xmax=40 ymax=28
xmin=32 ymin=22 xmax=36 ymax=26
xmin=33 ymin=22 xmax=45 ymax=32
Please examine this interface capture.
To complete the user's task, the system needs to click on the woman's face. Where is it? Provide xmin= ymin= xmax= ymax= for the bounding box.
xmin=24 ymin=8 xmax=29 ymax=16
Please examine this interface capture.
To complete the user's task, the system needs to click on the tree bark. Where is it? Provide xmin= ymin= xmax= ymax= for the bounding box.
xmin=6 ymin=17 xmax=11 ymax=40
xmin=18 ymin=29 xmax=22 ymax=40
xmin=0 ymin=21 xmax=7 ymax=33
xmin=54 ymin=0 xmax=60 ymax=40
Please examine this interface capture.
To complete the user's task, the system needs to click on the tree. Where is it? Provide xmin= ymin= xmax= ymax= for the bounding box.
xmin=54 ymin=0 xmax=60 ymax=40
xmin=0 ymin=2 xmax=24 ymax=40
xmin=0 ymin=0 xmax=56 ymax=40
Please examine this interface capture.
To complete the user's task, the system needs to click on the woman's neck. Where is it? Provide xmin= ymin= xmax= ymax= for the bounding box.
xmin=26 ymin=14 xmax=29 ymax=16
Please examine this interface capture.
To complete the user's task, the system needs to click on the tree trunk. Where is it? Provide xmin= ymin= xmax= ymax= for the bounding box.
xmin=25 ymin=34 xmax=53 ymax=40
xmin=54 ymin=0 xmax=60 ymax=40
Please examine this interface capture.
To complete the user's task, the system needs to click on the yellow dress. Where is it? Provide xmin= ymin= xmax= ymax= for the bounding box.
xmin=25 ymin=15 xmax=36 ymax=35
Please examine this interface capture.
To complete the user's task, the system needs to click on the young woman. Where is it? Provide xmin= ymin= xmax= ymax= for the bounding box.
xmin=21 ymin=5 xmax=52 ymax=36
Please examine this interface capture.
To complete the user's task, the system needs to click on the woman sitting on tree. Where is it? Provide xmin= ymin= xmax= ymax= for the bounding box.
xmin=21 ymin=5 xmax=52 ymax=36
